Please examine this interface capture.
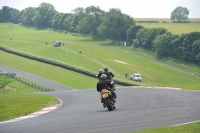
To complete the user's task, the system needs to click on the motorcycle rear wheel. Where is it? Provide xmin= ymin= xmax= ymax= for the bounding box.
xmin=105 ymin=98 xmax=113 ymax=111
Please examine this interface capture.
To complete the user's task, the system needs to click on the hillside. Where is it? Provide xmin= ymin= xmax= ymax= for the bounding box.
xmin=0 ymin=23 xmax=200 ymax=90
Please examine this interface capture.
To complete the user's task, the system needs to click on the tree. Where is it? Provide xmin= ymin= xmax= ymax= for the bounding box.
xmin=127 ymin=25 xmax=143 ymax=44
xmin=136 ymin=28 xmax=149 ymax=49
xmin=132 ymin=39 xmax=140 ymax=48
xmin=170 ymin=6 xmax=189 ymax=22
xmin=97 ymin=8 xmax=134 ymax=41
xmin=85 ymin=6 xmax=104 ymax=18
xmin=0 ymin=9 xmax=2 ymax=22
xmin=58 ymin=13 xmax=70 ymax=29
xmin=85 ymin=6 xmax=104 ymax=36
xmin=134 ymin=27 xmax=168 ymax=51
xmin=192 ymin=40 xmax=200 ymax=64
xmin=173 ymin=34 xmax=188 ymax=60
xmin=52 ymin=12 xmax=62 ymax=28
xmin=63 ymin=14 xmax=79 ymax=32
xmin=9 ymin=8 xmax=21 ymax=23
xmin=21 ymin=7 xmax=36 ymax=26
xmin=153 ymin=34 xmax=170 ymax=57
xmin=63 ymin=7 xmax=89 ymax=32
xmin=181 ymin=32 xmax=200 ymax=62
xmin=76 ymin=14 xmax=96 ymax=35
xmin=2 ymin=6 xmax=21 ymax=23
xmin=77 ymin=6 xmax=104 ymax=36
xmin=147 ymin=28 xmax=167 ymax=52
xmin=166 ymin=34 xmax=179 ymax=58
xmin=32 ymin=3 xmax=56 ymax=27
xmin=72 ymin=7 xmax=86 ymax=20
xmin=96 ymin=23 xmax=109 ymax=38
xmin=2 ymin=6 xmax=11 ymax=22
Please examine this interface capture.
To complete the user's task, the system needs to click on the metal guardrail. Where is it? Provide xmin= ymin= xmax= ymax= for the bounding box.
xmin=0 ymin=73 xmax=53 ymax=92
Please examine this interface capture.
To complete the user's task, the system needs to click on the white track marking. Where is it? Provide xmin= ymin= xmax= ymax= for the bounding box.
xmin=0 ymin=104 xmax=60 ymax=124
xmin=171 ymin=120 xmax=200 ymax=127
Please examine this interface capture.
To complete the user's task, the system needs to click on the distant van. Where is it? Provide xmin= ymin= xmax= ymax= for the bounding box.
xmin=53 ymin=41 xmax=62 ymax=47
xmin=130 ymin=73 xmax=142 ymax=82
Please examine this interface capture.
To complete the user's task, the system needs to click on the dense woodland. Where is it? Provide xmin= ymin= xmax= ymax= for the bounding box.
xmin=0 ymin=3 xmax=200 ymax=65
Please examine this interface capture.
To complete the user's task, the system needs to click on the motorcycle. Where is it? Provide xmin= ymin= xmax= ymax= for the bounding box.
xmin=100 ymin=88 xmax=116 ymax=111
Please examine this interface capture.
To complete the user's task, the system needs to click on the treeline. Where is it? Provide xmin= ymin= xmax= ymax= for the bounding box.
xmin=0 ymin=3 xmax=135 ymax=41
xmin=127 ymin=26 xmax=200 ymax=65
xmin=0 ymin=3 xmax=200 ymax=65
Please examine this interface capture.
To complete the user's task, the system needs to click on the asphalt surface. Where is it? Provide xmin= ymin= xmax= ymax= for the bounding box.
xmin=1 ymin=64 xmax=200 ymax=133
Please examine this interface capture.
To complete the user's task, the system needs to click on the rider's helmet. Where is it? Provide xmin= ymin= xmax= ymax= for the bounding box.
xmin=104 ymin=67 xmax=108 ymax=72
xmin=99 ymin=69 xmax=102 ymax=73
xmin=100 ymin=74 xmax=107 ymax=80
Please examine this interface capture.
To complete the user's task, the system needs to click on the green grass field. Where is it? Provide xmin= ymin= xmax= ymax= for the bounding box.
xmin=134 ymin=18 xmax=200 ymax=23
xmin=0 ymin=22 xmax=200 ymax=131
xmin=134 ymin=18 xmax=200 ymax=35
xmin=132 ymin=121 xmax=200 ymax=133
xmin=0 ymin=23 xmax=200 ymax=90
xmin=136 ymin=23 xmax=200 ymax=35
xmin=0 ymin=75 xmax=58 ymax=121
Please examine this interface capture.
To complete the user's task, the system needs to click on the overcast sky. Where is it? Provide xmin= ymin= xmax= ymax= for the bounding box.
xmin=0 ymin=0 xmax=199 ymax=18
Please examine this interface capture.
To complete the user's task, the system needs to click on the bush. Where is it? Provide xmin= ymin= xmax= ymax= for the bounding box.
xmin=137 ymin=21 xmax=159 ymax=23
xmin=162 ymin=21 xmax=169 ymax=23
xmin=132 ymin=39 xmax=140 ymax=48
xmin=172 ymin=21 xmax=190 ymax=23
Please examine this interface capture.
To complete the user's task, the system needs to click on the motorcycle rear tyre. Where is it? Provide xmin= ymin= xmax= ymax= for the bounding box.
xmin=105 ymin=98 xmax=113 ymax=111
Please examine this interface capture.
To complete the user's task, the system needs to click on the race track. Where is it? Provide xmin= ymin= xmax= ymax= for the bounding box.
xmin=0 ymin=64 xmax=200 ymax=133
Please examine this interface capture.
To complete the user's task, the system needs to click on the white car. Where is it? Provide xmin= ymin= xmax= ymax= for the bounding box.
xmin=130 ymin=74 xmax=142 ymax=82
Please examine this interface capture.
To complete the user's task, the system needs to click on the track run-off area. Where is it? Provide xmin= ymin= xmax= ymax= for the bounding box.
xmin=0 ymin=64 xmax=200 ymax=133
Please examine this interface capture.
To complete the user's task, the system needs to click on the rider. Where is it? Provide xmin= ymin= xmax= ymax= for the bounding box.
xmin=97 ymin=74 xmax=117 ymax=103
xmin=97 ymin=69 xmax=103 ymax=80
xmin=103 ymin=67 xmax=115 ymax=88
xmin=103 ymin=67 xmax=114 ymax=80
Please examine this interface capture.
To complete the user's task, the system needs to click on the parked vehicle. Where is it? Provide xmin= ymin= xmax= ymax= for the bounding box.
xmin=130 ymin=73 xmax=142 ymax=82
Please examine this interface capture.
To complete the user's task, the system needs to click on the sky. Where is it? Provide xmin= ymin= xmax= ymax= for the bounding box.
xmin=0 ymin=0 xmax=200 ymax=18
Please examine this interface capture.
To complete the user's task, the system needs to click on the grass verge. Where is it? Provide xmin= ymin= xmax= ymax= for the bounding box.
xmin=132 ymin=121 xmax=200 ymax=133
xmin=0 ymin=75 xmax=59 ymax=122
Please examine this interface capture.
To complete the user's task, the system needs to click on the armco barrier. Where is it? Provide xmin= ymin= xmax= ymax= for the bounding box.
xmin=0 ymin=46 xmax=136 ymax=86
xmin=0 ymin=73 xmax=52 ymax=92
